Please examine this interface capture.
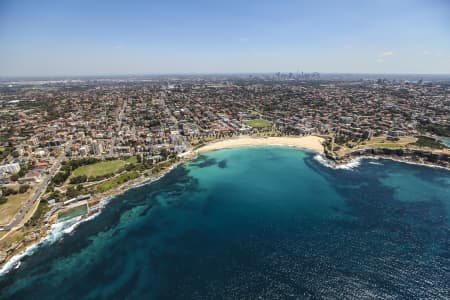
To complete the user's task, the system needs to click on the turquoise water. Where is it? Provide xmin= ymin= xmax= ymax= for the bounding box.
xmin=1 ymin=147 xmax=449 ymax=299
xmin=57 ymin=204 xmax=88 ymax=222
xmin=440 ymin=137 xmax=450 ymax=147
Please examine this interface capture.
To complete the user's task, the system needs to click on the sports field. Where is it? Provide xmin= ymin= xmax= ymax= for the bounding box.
xmin=243 ymin=119 xmax=272 ymax=128
xmin=72 ymin=160 xmax=127 ymax=178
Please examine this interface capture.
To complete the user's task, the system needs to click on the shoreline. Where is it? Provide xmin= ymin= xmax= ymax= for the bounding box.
xmin=344 ymin=154 xmax=450 ymax=171
xmin=2 ymin=135 xmax=449 ymax=275
xmin=330 ymin=148 xmax=450 ymax=171
xmin=195 ymin=135 xmax=325 ymax=153
xmin=0 ymin=136 xmax=324 ymax=274
xmin=314 ymin=153 xmax=450 ymax=171
xmin=0 ymin=160 xmax=186 ymax=275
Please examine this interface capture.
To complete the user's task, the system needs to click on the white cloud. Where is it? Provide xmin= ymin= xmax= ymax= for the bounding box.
xmin=239 ymin=38 xmax=249 ymax=42
xmin=423 ymin=50 xmax=446 ymax=57
xmin=375 ymin=50 xmax=393 ymax=63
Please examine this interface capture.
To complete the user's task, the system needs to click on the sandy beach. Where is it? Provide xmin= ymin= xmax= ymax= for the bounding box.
xmin=0 ymin=136 xmax=324 ymax=272
xmin=196 ymin=136 xmax=325 ymax=153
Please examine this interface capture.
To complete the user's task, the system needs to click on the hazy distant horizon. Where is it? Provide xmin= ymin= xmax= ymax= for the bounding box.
xmin=2 ymin=72 xmax=450 ymax=84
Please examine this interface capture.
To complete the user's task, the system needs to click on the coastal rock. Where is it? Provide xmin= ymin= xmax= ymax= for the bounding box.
xmin=24 ymin=232 xmax=39 ymax=242
xmin=0 ymin=251 xmax=7 ymax=264
xmin=8 ymin=242 xmax=19 ymax=252
xmin=333 ymin=148 xmax=450 ymax=169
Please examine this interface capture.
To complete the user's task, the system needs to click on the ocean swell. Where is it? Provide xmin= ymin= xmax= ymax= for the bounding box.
xmin=0 ymin=216 xmax=83 ymax=276
xmin=0 ymin=164 xmax=181 ymax=277
xmin=0 ymin=195 xmax=115 ymax=277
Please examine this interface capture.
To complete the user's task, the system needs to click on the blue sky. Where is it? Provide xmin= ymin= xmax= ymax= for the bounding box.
xmin=0 ymin=0 xmax=449 ymax=76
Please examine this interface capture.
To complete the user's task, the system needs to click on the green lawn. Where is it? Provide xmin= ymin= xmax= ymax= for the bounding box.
xmin=72 ymin=160 xmax=127 ymax=178
xmin=0 ymin=189 xmax=34 ymax=226
xmin=370 ymin=143 xmax=406 ymax=149
xmin=243 ymin=119 xmax=272 ymax=128
xmin=410 ymin=136 xmax=446 ymax=149
xmin=126 ymin=156 xmax=138 ymax=164
xmin=95 ymin=171 xmax=140 ymax=193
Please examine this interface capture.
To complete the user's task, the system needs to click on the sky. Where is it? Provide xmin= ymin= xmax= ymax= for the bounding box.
xmin=0 ymin=0 xmax=449 ymax=76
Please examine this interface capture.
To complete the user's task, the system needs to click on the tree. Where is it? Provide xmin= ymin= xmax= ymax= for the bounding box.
xmin=18 ymin=163 xmax=30 ymax=177
xmin=65 ymin=186 xmax=78 ymax=199
xmin=46 ymin=183 xmax=55 ymax=193
xmin=66 ymin=184 xmax=85 ymax=199
xmin=52 ymin=171 xmax=70 ymax=186
xmin=160 ymin=148 xmax=169 ymax=160
xmin=70 ymin=175 xmax=87 ymax=184
xmin=46 ymin=190 xmax=62 ymax=202
xmin=1 ymin=187 xmax=17 ymax=196
xmin=19 ymin=184 xmax=30 ymax=194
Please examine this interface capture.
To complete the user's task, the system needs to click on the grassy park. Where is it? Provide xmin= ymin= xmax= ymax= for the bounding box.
xmin=72 ymin=160 xmax=127 ymax=178
xmin=333 ymin=136 xmax=417 ymax=156
xmin=243 ymin=119 xmax=272 ymax=128
xmin=95 ymin=171 xmax=140 ymax=193
xmin=0 ymin=189 xmax=34 ymax=226
xmin=333 ymin=135 xmax=450 ymax=157
xmin=126 ymin=156 xmax=138 ymax=164
xmin=410 ymin=136 xmax=447 ymax=149
xmin=365 ymin=136 xmax=417 ymax=149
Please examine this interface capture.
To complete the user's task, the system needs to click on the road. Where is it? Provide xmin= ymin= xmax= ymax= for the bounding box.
xmin=109 ymin=98 xmax=127 ymax=157
xmin=0 ymin=142 xmax=71 ymax=231
xmin=159 ymin=95 xmax=192 ymax=150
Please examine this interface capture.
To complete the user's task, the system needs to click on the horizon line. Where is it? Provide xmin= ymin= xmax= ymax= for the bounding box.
xmin=2 ymin=71 xmax=450 ymax=80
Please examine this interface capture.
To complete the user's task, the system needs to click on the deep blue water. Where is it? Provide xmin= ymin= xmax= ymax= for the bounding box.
xmin=1 ymin=147 xmax=449 ymax=299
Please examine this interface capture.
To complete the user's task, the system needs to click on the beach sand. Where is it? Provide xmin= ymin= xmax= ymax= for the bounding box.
xmin=196 ymin=136 xmax=325 ymax=153
xmin=0 ymin=136 xmax=324 ymax=272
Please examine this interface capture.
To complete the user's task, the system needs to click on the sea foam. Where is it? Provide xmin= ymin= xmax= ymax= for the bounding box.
xmin=313 ymin=154 xmax=361 ymax=170
xmin=0 ymin=216 xmax=84 ymax=276
xmin=0 ymin=195 xmax=112 ymax=276
xmin=0 ymin=166 xmax=178 ymax=277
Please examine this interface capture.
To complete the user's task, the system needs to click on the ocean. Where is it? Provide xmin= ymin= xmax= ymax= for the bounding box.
xmin=0 ymin=147 xmax=449 ymax=299
xmin=440 ymin=137 xmax=450 ymax=147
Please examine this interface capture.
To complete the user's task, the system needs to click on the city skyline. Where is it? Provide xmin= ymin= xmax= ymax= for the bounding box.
xmin=1 ymin=0 xmax=450 ymax=76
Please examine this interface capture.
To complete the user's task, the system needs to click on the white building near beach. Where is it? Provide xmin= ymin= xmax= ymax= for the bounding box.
xmin=0 ymin=163 xmax=20 ymax=176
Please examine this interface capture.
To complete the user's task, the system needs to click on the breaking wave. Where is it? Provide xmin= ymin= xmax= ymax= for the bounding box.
xmin=0 ymin=196 xmax=113 ymax=277
xmin=0 ymin=166 xmax=178 ymax=277
xmin=0 ymin=216 xmax=83 ymax=276
xmin=313 ymin=154 xmax=361 ymax=170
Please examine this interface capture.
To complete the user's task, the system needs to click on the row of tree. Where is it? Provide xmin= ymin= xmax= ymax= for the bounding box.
xmin=52 ymin=158 xmax=102 ymax=186
xmin=0 ymin=184 xmax=31 ymax=205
